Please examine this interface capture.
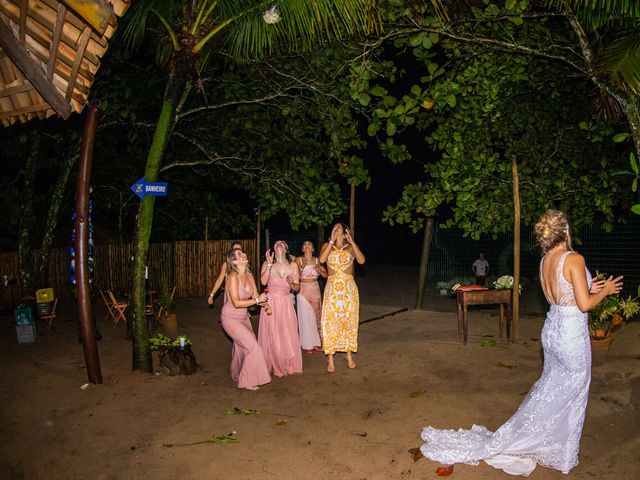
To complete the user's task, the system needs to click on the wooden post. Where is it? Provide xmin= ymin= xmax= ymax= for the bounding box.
xmin=349 ymin=182 xmax=356 ymax=237
xmin=317 ymin=223 xmax=325 ymax=252
xmin=255 ymin=207 xmax=261 ymax=278
xmin=415 ymin=217 xmax=435 ymax=310
xmin=204 ymin=215 xmax=208 ymax=296
xmin=511 ymin=155 xmax=520 ymax=343
xmin=76 ymin=104 xmax=102 ymax=384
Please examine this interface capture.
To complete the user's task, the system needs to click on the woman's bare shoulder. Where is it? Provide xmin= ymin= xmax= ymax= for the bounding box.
xmin=565 ymin=251 xmax=585 ymax=268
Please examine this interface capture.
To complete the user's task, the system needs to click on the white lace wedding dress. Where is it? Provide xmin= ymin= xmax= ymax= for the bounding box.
xmin=420 ymin=251 xmax=592 ymax=476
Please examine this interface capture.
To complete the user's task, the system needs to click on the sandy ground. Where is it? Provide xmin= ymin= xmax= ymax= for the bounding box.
xmin=1 ymin=265 xmax=639 ymax=480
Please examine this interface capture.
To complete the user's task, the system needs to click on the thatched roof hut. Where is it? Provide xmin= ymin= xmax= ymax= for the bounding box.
xmin=0 ymin=0 xmax=130 ymax=127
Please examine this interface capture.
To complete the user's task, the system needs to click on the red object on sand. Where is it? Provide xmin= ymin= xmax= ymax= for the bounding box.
xmin=435 ymin=465 xmax=454 ymax=477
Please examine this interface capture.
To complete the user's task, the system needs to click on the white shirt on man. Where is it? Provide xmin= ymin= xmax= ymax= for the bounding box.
xmin=473 ymin=259 xmax=489 ymax=276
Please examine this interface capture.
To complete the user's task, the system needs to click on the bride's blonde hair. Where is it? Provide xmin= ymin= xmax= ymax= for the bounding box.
xmin=535 ymin=210 xmax=572 ymax=254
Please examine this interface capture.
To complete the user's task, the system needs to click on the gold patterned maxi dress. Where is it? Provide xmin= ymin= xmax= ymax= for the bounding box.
xmin=321 ymin=245 xmax=359 ymax=354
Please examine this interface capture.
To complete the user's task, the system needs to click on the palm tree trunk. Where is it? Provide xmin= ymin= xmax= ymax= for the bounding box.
xmin=131 ymin=67 xmax=191 ymax=372
xmin=18 ymin=131 xmax=40 ymax=297
xmin=618 ymin=94 xmax=640 ymax=155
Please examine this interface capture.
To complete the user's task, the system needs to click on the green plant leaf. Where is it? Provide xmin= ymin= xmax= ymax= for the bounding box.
xmin=387 ymin=121 xmax=397 ymax=136
xmin=613 ymin=133 xmax=630 ymax=143
xmin=358 ymin=93 xmax=371 ymax=106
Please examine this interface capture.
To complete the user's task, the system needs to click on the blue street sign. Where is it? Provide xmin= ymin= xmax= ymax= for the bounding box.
xmin=130 ymin=176 xmax=168 ymax=199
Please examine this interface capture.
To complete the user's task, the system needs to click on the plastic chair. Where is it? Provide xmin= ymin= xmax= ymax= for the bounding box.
xmin=40 ymin=298 xmax=58 ymax=336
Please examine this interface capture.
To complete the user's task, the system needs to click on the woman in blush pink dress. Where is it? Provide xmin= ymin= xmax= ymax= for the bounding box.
xmin=220 ymin=249 xmax=271 ymax=391
xmin=258 ymin=240 xmax=302 ymax=377
xmin=296 ymin=241 xmax=327 ymax=355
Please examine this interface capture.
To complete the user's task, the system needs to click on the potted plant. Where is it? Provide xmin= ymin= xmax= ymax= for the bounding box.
xmin=588 ymin=294 xmax=639 ymax=367
xmin=149 ymin=333 xmax=198 ymax=375
xmin=436 ymin=281 xmax=451 ymax=296
xmin=436 ymin=277 xmax=477 ymax=296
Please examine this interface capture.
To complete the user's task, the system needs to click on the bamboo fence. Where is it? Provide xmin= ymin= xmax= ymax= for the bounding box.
xmin=0 ymin=239 xmax=256 ymax=309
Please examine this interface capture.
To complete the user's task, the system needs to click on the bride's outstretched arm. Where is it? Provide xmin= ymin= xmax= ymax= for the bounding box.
xmin=567 ymin=254 xmax=623 ymax=312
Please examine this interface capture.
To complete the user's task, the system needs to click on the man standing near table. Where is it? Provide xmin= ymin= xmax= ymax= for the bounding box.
xmin=472 ymin=252 xmax=490 ymax=286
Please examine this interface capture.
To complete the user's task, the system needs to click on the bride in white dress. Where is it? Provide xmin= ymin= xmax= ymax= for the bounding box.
xmin=420 ymin=210 xmax=623 ymax=476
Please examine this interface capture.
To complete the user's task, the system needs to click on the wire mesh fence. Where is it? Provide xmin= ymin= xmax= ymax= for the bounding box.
xmin=425 ymin=215 xmax=639 ymax=295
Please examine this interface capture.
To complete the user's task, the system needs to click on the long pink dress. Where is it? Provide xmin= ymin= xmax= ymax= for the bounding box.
xmin=297 ymin=262 xmax=322 ymax=350
xmin=258 ymin=273 xmax=302 ymax=377
xmin=220 ymin=279 xmax=271 ymax=389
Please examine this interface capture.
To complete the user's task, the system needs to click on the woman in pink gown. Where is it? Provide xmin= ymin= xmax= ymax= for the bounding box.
xmin=296 ymin=241 xmax=327 ymax=354
xmin=258 ymin=240 xmax=302 ymax=377
xmin=220 ymin=249 xmax=271 ymax=391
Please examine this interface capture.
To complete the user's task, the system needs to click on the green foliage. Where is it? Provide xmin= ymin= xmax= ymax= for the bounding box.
xmin=149 ymin=333 xmax=192 ymax=350
xmin=436 ymin=277 xmax=475 ymax=290
xmin=359 ymin=1 xmax=635 ymax=237
xmin=628 ymin=152 xmax=640 ymax=215
xmin=588 ymin=295 xmax=640 ymax=339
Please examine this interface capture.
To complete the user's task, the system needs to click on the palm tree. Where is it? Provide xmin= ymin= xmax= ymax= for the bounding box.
xmin=122 ymin=0 xmax=380 ymax=371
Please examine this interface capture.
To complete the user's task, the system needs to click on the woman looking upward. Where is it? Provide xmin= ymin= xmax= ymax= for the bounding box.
xmin=258 ymin=240 xmax=302 ymax=377
xmin=319 ymin=223 xmax=365 ymax=373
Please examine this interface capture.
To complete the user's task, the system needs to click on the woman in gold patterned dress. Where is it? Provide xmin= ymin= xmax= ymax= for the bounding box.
xmin=319 ymin=223 xmax=366 ymax=373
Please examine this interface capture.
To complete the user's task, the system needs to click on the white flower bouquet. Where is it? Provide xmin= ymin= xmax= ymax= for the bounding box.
xmin=263 ymin=5 xmax=281 ymax=24
xmin=493 ymin=275 xmax=523 ymax=294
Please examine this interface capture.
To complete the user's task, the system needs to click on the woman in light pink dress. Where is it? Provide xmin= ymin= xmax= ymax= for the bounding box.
xmin=220 ymin=249 xmax=271 ymax=391
xmin=258 ymin=240 xmax=302 ymax=377
xmin=296 ymin=241 xmax=327 ymax=354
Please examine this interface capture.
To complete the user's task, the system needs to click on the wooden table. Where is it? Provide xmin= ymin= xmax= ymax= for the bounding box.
xmin=456 ymin=289 xmax=512 ymax=344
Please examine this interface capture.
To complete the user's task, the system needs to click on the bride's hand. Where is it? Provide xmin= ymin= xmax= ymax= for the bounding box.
xmin=590 ymin=279 xmax=605 ymax=294
xmin=604 ymin=275 xmax=623 ymax=295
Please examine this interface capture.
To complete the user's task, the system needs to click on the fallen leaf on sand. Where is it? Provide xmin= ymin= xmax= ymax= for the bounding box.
xmin=495 ymin=361 xmax=516 ymax=369
xmin=209 ymin=432 xmax=239 ymax=444
xmin=479 ymin=338 xmax=496 ymax=347
xmin=225 ymin=407 xmax=259 ymax=416
xmin=80 ymin=383 xmax=89 ymax=390
xmin=273 ymin=419 xmax=287 ymax=426
xmin=408 ymin=448 xmax=423 ymax=462
xmin=408 ymin=390 xmax=425 ymax=398
xmin=349 ymin=431 xmax=368 ymax=437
